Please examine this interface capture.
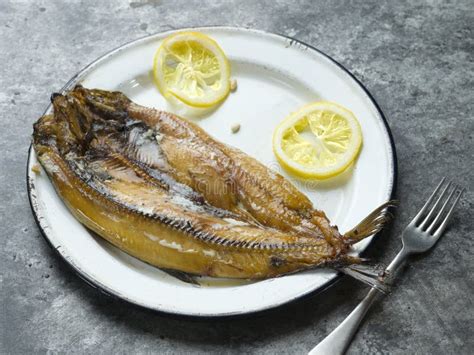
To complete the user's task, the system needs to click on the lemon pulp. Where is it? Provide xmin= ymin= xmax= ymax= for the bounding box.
xmin=153 ymin=32 xmax=230 ymax=107
xmin=273 ymin=102 xmax=363 ymax=179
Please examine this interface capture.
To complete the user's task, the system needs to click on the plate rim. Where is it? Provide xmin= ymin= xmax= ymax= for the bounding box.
xmin=26 ymin=26 xmax=398 ymax=319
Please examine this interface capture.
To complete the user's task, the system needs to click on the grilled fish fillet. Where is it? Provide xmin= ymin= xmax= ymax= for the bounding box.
xmin=33 ymin=86 xmax=393 ymax=289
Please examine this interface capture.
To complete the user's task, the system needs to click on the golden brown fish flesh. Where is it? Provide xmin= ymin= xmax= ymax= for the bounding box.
xmin=33 ymin=86 xmax=394 ymax=290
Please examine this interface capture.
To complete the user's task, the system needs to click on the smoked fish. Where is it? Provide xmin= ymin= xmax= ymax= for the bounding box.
xmin=33 ymin=86 xmax=394 ymax=289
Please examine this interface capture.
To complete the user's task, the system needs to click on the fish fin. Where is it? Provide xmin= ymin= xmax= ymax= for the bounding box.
xmin=344 ymin=200 xmax=398 ymax=243
xmin=336 ymin=259 xmax=390 ymax=293
xmin=162 ymin=269 xmax=201 ymax=287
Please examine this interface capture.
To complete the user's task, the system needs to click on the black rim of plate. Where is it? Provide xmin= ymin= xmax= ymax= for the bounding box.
xmin=26 ymin=26 xmax=398 ymax=320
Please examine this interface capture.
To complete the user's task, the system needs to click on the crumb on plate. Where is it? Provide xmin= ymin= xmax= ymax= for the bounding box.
xmin=230 ymin=79 xmax=237 ymax=92
xmin=231 ymin=123 xmax=241 ymax=134
xmin=31 ymin=164 xmax=41 ymax=174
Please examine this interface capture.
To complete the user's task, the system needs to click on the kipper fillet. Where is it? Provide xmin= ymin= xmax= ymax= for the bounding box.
xmin=33 ymin=86 xmax=394 ymax=290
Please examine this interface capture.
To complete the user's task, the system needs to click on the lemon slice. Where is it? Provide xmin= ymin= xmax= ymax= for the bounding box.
xmin=153 ymin=31 xmax=231 ymax=108
xmin=273 ymin=102 xmax=363 ymax=179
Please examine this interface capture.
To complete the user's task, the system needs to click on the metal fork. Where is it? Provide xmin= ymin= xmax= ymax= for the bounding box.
xmin=309 ymin=178 xmax=464 ymax=355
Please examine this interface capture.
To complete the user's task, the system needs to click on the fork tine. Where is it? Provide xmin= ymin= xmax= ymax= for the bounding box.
xmin=426 ymin=185 xmax=458 ymax=234
xmin=418 ymin=180 xmax=452 ymax=230
xmin=433 ymin=188 xmax=464 ymax=239
xmin=410 ymin=177 xmax=446 ymax=226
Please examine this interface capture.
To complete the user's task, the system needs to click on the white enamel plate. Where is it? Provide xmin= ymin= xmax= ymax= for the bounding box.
xmin=27 ymin=27 xmax=396 ymax=317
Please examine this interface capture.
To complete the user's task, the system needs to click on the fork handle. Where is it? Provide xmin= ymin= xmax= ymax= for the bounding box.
xmin=308 ymin=248 xmax=409 ymax=355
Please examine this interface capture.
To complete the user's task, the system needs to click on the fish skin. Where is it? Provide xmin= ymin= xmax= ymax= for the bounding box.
xmin=32 ymin=86 xmax=388 ymax=280
xmin=128 ymin=101 xmax=338 ymax=242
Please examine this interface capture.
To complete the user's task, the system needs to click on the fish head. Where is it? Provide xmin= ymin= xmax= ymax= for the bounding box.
xmin=48 ymin=91 xmax=93 ymax=153
xmin=69 ymin=85 xmax=131 ymax=121
xmin=46 ymin=86 xmax=134 ymax=153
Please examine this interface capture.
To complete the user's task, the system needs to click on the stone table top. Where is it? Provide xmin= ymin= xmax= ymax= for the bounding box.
xmin=1 ymin=0 xmax=472 ymax=354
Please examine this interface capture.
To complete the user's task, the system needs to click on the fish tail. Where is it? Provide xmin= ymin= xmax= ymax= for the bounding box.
xmin=336 ymin=257 xmax=390 ymax=293
xmin=343 ymin=200 xmax=398 ymax=243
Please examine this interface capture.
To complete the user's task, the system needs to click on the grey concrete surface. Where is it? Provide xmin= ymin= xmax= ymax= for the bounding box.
xmin=1 ymin=0 xmax=473 ymax=354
